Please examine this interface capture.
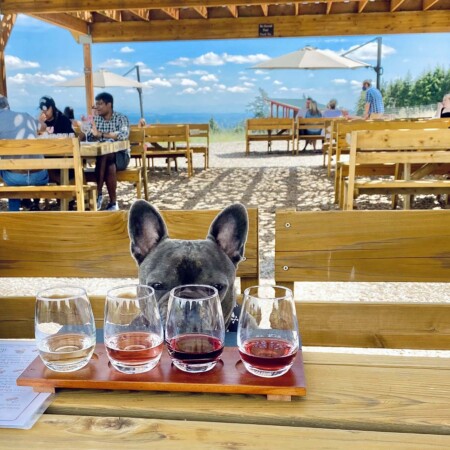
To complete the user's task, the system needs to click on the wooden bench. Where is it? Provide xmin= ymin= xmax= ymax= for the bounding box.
xmin=245 ymin=118 xmax=295 ymax=155
xmin=187 ymin=123 xmax=210 ymax=169
xmin=344 ymin=128 xmax=450 ymax=210
xmin=296 ymin=117 xmax=328 ymax=153
xmin=0 ymin=208 xmax=259 ymax=338
xmin=0 ymin=138 xmax=96 ymax=211
xmin=333 ymin=118 xmax=450 ymax=202
xmin=144 ymin=125 xmax=193 ymax=177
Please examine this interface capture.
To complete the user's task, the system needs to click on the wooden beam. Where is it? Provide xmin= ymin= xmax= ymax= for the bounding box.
xmin=0 ymin=0 xmax=386 ymax=14
xmin=70 ymin=11 xmax=93 ymax=22
xmin=326 ymin=1 xmax=333 ymax=15
xmin=97 ymin=10 xmax=122 ymax=21
xmin=0 ymin=13 xmax=16 ymax=96
xmin=358 ymin=0 xmax=369 ymax=13
xmin=390 ymin=0 xmax=406 ymax=12
xmin=128 ymin=9 xmax=149 ymax=20
xmin=261 ymin=4 xmax=268 ymax=16
xmin=423 ymin=0 xmax=439 ymax=10
xmin=193 ymin=6 xmax=208 ymax=18
xmin=227 ymin=5 xmax=238 ymax=17
xmin=30 ymin=13 xmax=89 ymax=34
xmin=83 ymin=42 xmax=94 ymax=116
xmin=162 ymin=8 xmax=179 ymax=20
xmin=91 ymin=11 xmax=450 ymax=42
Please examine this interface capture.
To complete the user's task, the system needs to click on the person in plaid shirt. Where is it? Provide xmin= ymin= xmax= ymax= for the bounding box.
xmin=83 ymin=92 xmax=130 ymax=211
xmin=362 ymin=80 xmax=384 ymax=119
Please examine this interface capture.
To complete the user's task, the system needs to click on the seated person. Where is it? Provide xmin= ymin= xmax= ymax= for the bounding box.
xmin=80 ymin=92 xmax=130 ymax=211
xmin=302 ymin=100 xmax=323 ymax=151
xmin=0 ymin=95 xmax=48 ymax=211
xmin=322 ymin=99 xmax=343 ymax=118
xmin=38 ymin=96 xmax=73 ymax=135
xmin=436 ymin=93 xmax=450 ymax=118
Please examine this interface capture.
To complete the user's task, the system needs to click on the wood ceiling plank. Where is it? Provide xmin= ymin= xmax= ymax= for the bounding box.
xmin=97 ymin=10 xmax=122 ymax=21
xmin=326 ymin=1 xmax=333 ymax=14
xmin=127 ymin=9 xmax=149 ymax=20
xmin=90 ymin=11 xmax=450 ymax=42
xmin=390 ymin=0 xmax=407 ymax=12
xmin=162 ymin=7 xmax=179 ymax=20
xmin=261 ymin=4 xmax=268 ymax=16
xmin=227 ymin=5 xmax=238 ymax=17
xmin=423 ymin=0 xmax=440 ymax=10
xmin=358 ymin=0 xmax=369 ymax=13
xmin=0 ymin=0 xmax=386 ymax=14
xmin=193 ymin=6 xmax=208 ymax=18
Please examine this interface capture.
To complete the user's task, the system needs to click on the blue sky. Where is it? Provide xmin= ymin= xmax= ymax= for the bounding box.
xmin=4 ymin=14 xmax=449 ymax=119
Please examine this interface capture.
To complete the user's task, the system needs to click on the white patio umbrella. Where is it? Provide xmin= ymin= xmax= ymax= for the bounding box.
xmin=55 ymin=69 xmax=143 ymax=88
xmin=55 ymin=69 xmax=144 ymax=118
xmin=251 ymin=46 xmax=370 ymax=70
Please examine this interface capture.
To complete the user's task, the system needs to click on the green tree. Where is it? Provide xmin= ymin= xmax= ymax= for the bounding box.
xmin=209 ymin=116 xmax=220 ymax=132
xmin=247 ymin=88 xmax=270 ymax=118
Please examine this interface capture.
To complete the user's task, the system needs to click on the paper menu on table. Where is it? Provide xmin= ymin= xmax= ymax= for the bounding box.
xmin=0 ymin=339 xmax=53 ymax=429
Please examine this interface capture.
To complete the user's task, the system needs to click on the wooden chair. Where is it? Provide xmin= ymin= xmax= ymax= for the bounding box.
xmin=275 ymin=209 xmax=450 ymax=349
xmin=296 ymin=117 xmax=328 ymax=153
xmin=245 ymin=118 xmax=295 ymax=155
xmin=188 ymin=123 xmax=210 ymax=170
xmin=0 ymin=138 xmax=96 ymax=211
xmin=344 ymin=128 xmax=450 ymax=210
xmin=0 ymin=208 xmax=259 ymax=338
xmin=144 ymin=125 xmax=193 ymax=177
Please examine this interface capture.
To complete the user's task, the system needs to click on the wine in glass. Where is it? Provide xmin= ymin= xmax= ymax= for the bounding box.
xmin=165 ymin=285 xmax=225 ymax=373
xmin=104 ymin=284 xmax=163 ymax=374
xmin=237 ymin=285 xmax=299 ymax=378
xmin=80 ymin=117 xmax=91 ymax=143
xmin=35 ymin=286 xmax=96 ymax=372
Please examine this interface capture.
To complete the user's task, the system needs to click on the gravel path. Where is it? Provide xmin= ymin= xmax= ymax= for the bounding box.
xmin=2 ymin=140 xmax=448 ymax=303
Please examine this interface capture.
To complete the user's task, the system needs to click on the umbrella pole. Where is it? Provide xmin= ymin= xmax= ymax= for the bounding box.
xmin=83 ymin=43 xmax=94 ymax=114
xmin=136 ymin=65 xmax=144 ymax=119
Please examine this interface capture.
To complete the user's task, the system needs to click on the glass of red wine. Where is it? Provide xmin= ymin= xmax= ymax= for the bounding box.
xmin=165 ymin=285 xmax=225 ymax=374
xmin=104 ymin=284 xmax=163 ymax=374
xmin=237 ymin=285 xmax=299 ymax=378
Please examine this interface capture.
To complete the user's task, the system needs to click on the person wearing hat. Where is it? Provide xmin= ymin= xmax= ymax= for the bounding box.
xmin=0 ymin=94 xmax=49 ymax=211
xmin=38 ymin=96 xmax=73 ymax=135
xmin=80 ymin=92 xmax=130 ymax=211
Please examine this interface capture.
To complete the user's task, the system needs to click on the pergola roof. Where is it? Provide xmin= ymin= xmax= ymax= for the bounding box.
xmin=1 ymin=0 xmax=449 ymax=42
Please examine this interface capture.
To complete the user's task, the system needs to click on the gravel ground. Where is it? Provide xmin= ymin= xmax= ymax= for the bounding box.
xmin=1 ymin=139 xmax=449 ymax=304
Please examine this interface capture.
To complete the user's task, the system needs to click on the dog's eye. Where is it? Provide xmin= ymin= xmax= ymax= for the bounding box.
xmin=213 ymin=284 xmax=224 ymax=292
xmin=150 ymin=283 xmax=165 ymax=291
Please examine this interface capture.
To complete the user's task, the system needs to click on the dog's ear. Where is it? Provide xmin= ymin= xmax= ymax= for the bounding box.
xmin=207 ymin=203 xmax=248 ymax=266
xmin=128 ymin=200 xmax=168 ymax=264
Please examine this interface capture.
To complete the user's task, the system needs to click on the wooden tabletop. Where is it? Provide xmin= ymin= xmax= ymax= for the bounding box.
xmin=2 ymin=351 xmax=449 ymax=448
xmin=79 ymin=140 xmax=129 ymax=157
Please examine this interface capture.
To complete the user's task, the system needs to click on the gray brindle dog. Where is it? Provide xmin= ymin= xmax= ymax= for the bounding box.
xmin=128 ymin=200 xmax=248 ymax=329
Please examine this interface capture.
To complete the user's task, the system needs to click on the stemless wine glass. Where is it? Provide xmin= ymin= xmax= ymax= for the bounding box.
xmin=35 ymin=286 xmax=96 ymax=372
xmin=237 ymin=285 xmax=299 ymax=378
xmin=104 ymin=284 xmax=163 ymax=374
xmin=165 ymin=285 xmax=225 ymax=374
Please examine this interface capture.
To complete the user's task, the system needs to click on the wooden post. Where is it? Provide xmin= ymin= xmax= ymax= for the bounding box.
xmin=83 ymin=42 xmax=94 ymax=115
xmin=0 ymin=14 xmax=17 ymax=97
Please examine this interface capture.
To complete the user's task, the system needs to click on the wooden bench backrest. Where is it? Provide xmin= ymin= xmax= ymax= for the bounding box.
xmin=128 ymin=127 xmax=146 ymax=156
xmin=275 ymin=209 xmax=450 ymax=349
xmin=144 ymin=124 xmax=190 ymax=145
xmin=246 ymin=118 xmax=294 ymax=132
xmin=336 ymin=118 xmax=450 ymax=150
xmin=296 ymin=117 xmax=328 ymax=129
xmin=187 ymin=123 xmax=209 ymax=138
xmin=0 ymin=209 xmax=258 ymax=282
xmin=0 ymin=138 xmax=86 ymax=205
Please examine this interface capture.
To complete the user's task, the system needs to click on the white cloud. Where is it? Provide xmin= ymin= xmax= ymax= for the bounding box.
xmin=168 ymin=57 xmax=190 ymax=67
xmin=341 ymin=42 xmax=396 ymax=62
xmin=273 ymin=80 xmax=283 ymax=85
xmin=200 ymin=74 xmax=218 ymax=82
xmin=140 ymin=67 xmax=154 ymax=76
xmin=180 ymin=88 xmax=197 ymax=95
xmin=175 ymin=70 xmax=209 ymax=77
xmin=58 ymin=69 xmax=79 ymax=77
xmin=227 ymin=86 xmax=251 ymax=93
xmin=264 ymin=76 xmax=271 ymax=80
xmin=332 ymin=78 xmax=348 ymax=85
xmin=243 ymin=82 xmax=254 ymax=87
xmin=5 ymin=55 xmax=39 ymax=69
xmin=120 ymin=46 xmax=135 ymax=53
xmin=142 ymin=77 xmax=172 ymax=87
xmin=99 ymin=59 xmax=130 ymax=69
xmin=279 ymin=87 xmax=289 ymax=92
xmin=180 ymin=78 xmax=198 ymax=87
xmin=214 ymin=84 xmax=227 ymax=91
xmin=170 ymin=52 xmax=270 ymax=67
xmin=8 ymin=72 xmax=66 ymax=85
xmin=254 ymin=70 xmax=268 ymax=75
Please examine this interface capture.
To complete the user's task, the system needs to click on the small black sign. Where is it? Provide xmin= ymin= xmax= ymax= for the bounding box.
xmin=259 ymin=24 xmax=274 ymax=37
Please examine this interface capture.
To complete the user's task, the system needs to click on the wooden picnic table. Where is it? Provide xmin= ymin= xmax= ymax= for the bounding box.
xmin=79 ymin=140 xmax=129 ymax=157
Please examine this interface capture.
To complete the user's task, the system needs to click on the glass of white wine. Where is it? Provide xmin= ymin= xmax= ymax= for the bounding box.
xmin=35 ymin=286 xmax=96 ymax=372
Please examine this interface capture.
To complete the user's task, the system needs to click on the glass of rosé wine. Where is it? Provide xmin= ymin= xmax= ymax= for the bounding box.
xmin=104 ymin=284 xmax=163 ymax=374
xmin=237 ymin=285 xmax=299 ymax=378
xmin=165 ymin=285 xmax=225 ymax=374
